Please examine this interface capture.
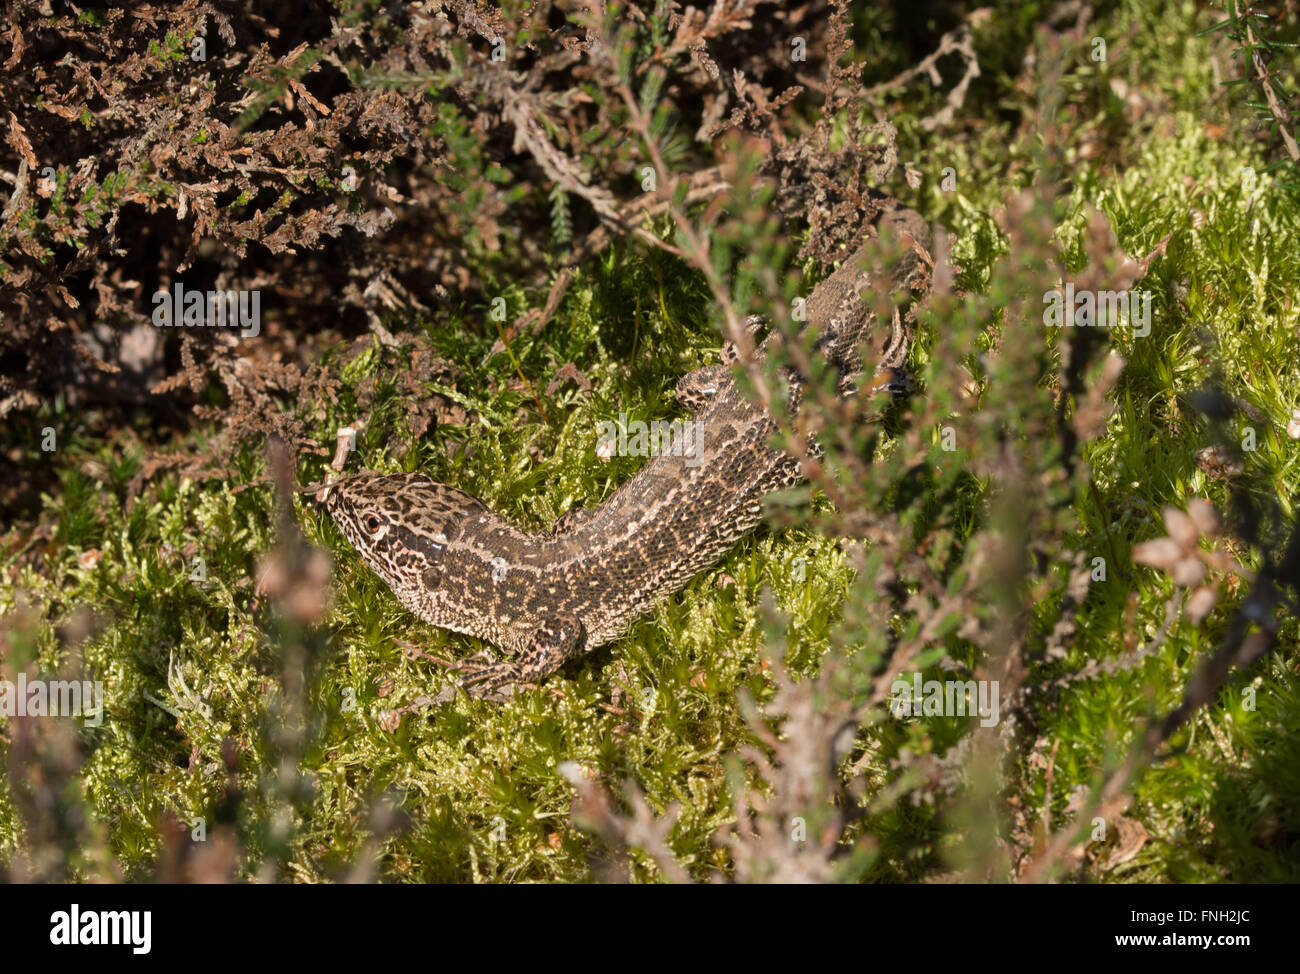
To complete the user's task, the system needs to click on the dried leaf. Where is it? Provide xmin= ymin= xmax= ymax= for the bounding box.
xmin=1162 ymin=506 xmax=1200 ymax=550
xmin=1132 ymin=537 xmax=1183 ymax=570
xmin=1186 ymin=585 xmax=1219 ymax=623
xmin=1185 ymin=498 xmax=1221 ymax=537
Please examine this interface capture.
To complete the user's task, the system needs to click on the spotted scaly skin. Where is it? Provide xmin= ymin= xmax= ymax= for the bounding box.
xmin=322 ymin=206 xmax=930 ymax=701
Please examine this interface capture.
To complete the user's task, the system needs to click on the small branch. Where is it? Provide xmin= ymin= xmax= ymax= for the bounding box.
xmin=861 ymin=21 xmax=983 ymax=132
xmin=529 ymin=168 xmax=729 ymax=335
xmin=1242 ymin=3 xmax=1300 ymax=163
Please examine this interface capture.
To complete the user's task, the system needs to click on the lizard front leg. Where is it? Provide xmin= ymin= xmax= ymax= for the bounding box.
xmin=674 ymin=364 xmax=731 ymax=411
xmin=550 ymin=505 xmax=597 ymax=536
xmin=674 ymin=314 xmax=768 ymax=411
xmin=720 ymin=314 xmax=768 ymax=365
xmin=433 ymin=615 xmax=586 ymax=702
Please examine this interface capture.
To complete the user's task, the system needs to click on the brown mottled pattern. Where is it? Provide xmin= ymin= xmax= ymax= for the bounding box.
xmin=321 ymin=206 xmax=930 ymax=700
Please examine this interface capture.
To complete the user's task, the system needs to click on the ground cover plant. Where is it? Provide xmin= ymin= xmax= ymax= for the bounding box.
xmin=1 ymin=0 xmax=1298 ymax=884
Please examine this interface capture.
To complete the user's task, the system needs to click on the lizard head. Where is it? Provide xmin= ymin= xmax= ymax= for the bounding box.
xmin=317 ymin=472 xmax=494 ymax=607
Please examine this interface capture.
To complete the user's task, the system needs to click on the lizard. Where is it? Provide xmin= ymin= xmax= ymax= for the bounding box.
xmin=317 ymin=203 xmax=932 ymax=703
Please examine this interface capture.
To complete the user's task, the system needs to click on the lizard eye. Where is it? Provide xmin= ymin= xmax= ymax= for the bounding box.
xmin=365 ymin=514 xmax=383 ymax=533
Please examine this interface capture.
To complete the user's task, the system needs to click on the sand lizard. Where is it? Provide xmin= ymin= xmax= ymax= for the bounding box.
xmin=318 ymin=204 xmax=931 ymax=702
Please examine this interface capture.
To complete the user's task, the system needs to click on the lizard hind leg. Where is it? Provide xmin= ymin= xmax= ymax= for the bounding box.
xmin=435 ymin=615 xmax=586 ymax=702
xmin=869 ymin=364 xmax=916 ymax=400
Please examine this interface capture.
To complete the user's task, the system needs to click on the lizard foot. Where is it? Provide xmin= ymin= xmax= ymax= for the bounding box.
xmin=431 ymin=615 xmax=586 ymax=703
